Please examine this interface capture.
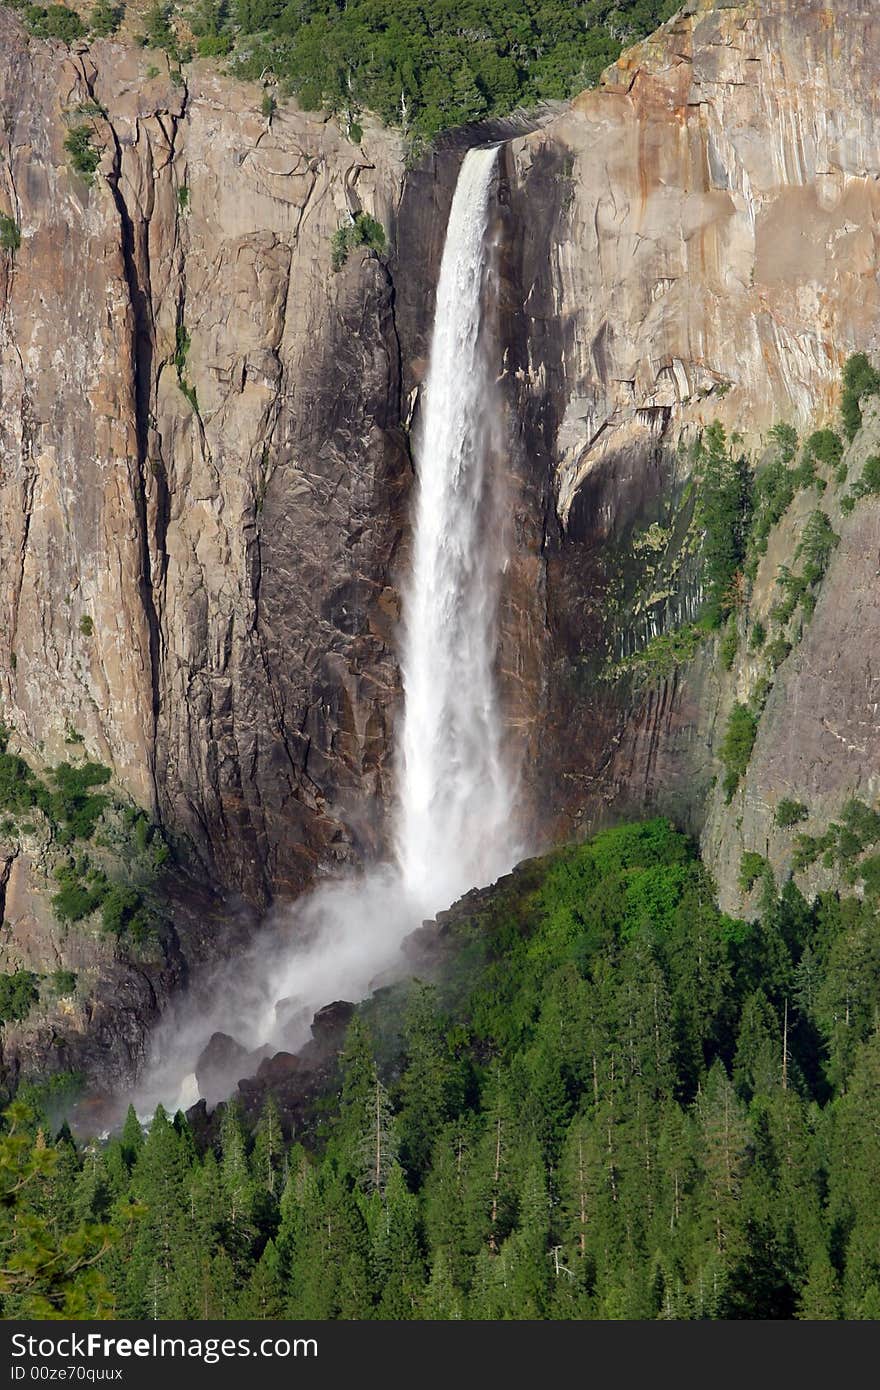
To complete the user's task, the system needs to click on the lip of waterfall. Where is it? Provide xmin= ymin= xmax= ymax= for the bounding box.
xmin=123 ymin=145 xmax=520 ymax=1123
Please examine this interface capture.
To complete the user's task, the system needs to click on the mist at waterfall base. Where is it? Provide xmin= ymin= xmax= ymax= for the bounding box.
xmin=133 ymin=147 xmax=520 ymax=1118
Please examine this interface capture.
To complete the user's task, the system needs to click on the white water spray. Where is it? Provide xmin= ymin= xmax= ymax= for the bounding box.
xmin=130 ymin=147 xmax=517 ymax=1119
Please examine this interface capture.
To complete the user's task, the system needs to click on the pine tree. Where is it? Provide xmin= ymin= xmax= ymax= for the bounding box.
xmin=422 ymin=1121 xmax=478 ymax=1294
xmin=422 ymin=1246 xmax=464 ymax=1318
xmin=694 ymin=1062 xmax=748 ymax=1265
xmin=240 ymin=1238 xmax=285 ymax=1318
xmin=127 ymin=1105 xmax=194 ymax=1318
xmin=733 ymin=990 xmax=781 ymax=1100
xmin=375 ymin=1164 xmax=424 ymax=1318
xmin=252 ymin=1095 xmax=284 ymax=1199
xmin=219 ymin=1101 xmax=258 ymax=1267
xmin=397 ymin=984 xmax=454 ymax=1183
xmin=337 ymin=1018 xmax=399 ymax=1197
xmin=120 ymin=1105 xmax=144 ymax=1169
xmin=798 ymin=1255 xmax=840 ymax=1319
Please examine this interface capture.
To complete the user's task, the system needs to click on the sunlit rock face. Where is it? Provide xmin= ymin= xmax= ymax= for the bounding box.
xmin=0 ymin=12 xmax=411 ymax=914
xmin=497 ymin=0 xmax=880 ymax=851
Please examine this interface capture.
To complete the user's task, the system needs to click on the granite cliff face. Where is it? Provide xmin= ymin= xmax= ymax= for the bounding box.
xmin=499 ymin=0 xmax=880 ymax=853
xmin=1 ymin=0 xmax=879 ymax=1090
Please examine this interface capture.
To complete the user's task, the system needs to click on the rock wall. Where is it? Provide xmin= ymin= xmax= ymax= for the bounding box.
xmin=3 ymin=0 xmax=880 ymax=1089
xmin=0 ymin=16 xmax=410 ymax=912
xmin=500 ymin=0 xmax=880 ymax=848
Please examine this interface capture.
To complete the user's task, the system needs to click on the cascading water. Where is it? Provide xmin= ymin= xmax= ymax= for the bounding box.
xmin=131 ymin=146 xmax=517 ymax=1117
xmin=397 ymin=144 xmax=515 ymax=913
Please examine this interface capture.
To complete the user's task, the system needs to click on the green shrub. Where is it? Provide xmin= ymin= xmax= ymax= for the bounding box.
xmin=805 ymin=429 xmax=844 ymax=469
xmin=177 ymin=185 xmax=189 ymax=211
xmin=0 ymin=970 xmax=39 ymax=1024
xmin=775 ymin=798 xmax=808 ymax=829
xmin=52 ymin=859 xmax=107 ymax=922
xmin=46 ymin=762 xmax=111 ymax=839
xmin=841 ymin=494 xmax=856 ymax=515
xmin=140 ymin=0 xmax=177 ymax=53
xmin=766 ymin=635 xmax=792 ymax=671
xmin=173 ymin=324 xmax=199 ymax=411
xmin=858 ymin=854 xmax=880 ymax=899
xmin=791 ymin=453 xmax=818 ymax=491
xmin=795 ymin=510 xmax=839 ymax=584
xmin=100 ymin=884 xmax=150 ymax=941
xmin=850 ymin=455 xmax=880 ymax=502
xmin=842 ymin=353 xmax=880 ymax=440
xmin=792 ymin=833 xmax=828 ymax=872
xmin=696 ymin=423 xmax=753 ymax=629
xmin=719 ymin=616 xmax=738 ymax=671
xmin=605 ymin=623 xmax=706 ymax=683
xmin=89 ymin=0 xmax=123 ymax=35
xmin=0 ymin=750 xmax=40 ymax=818
xmin=840 ymin=798 xmax=880 ymax=850
xmin=51 ymin=969 xmax=77 ymax=996
xmin=331 ymin=212 xmax=387 ymax=272
xmin=64 ymin=125 xmax=101 ymax=183
xmin=768 ymin=422 xmax=798 ymax=464
xmin=720 ymin=703 xmax=758 ymax=802
xmin=739 ymin=851 xmax=771 ymax=894
xmin=78 ymin=614 xmax=94 ymax=636
xmin=197 ymin=32 xmax=232 ymax=55
xmin=749 ymin=620 xmax=766 ymax=651
xmin=23 ymin=4 xmax=87 ymax=41
xmin=0 ymin=214 xmax=21 ymax=254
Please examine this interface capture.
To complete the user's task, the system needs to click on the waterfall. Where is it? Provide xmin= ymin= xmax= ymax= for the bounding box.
xmin=397 ymin=145 xmax=515 ymax=913
xmin=131 ymin=146 xmax=518 ymax=1119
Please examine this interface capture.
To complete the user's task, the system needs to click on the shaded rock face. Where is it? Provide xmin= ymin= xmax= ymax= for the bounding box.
xmin=3 ymin=0 xmax=880 ymax=1092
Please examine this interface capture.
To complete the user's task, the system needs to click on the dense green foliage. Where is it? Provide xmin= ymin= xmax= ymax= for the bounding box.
xmin=331 ymin=213 xmax=387 ymax=272
xmin=63 ymin=124 xmax=101 ymax=182
xmin=719 ymin=703 xmax=758 ymax=802
xmin=9 ymin=0 xmax=679 ymax=134
xmin=841 ymin=352 xmax=880 ymax=442
xmin=0 ymin=742 xmax=111 ymax=844
xmin=0 ymin=214 xmax=21 ymax=254
xmin=89 ymin=0 xmax=123 ymax=36
xmin=8 ymin=818 xmax=880 ymax=1319
xmin=0 ymin=971 xmax=40 ymax=1024
xmin=0 ymin=1100 xmax=129 ymax=1316
xmin=695 ymin=423 xmax=752 ymax=629
xmin=792 ymin=799 xmax=880 ymax=883
xmin=844 ymin=453 xmax=880 ymax=511
xmin=173 ymin=323 xmax=199 ymax=410
xmin=0 ymin=728 xmax=168 ymax=941
xmin=606 ymin=621 xmax=705 ymax=682
xmin=19 ymin=2 xmax=86 ymax=40
xmin=775 ymin=799 xmax=808 ymax=830
xmin=214 ymin=0 xmax=681 ymax=136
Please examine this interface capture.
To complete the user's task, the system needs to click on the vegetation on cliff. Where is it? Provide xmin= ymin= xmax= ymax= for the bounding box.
xmin=5 ymin=817 xmax=880 ymax=1319
xmin=2 ymin=0 xmax=680 ymax=137
xmin=0 ymin=726 xmax=173 ymax=1025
